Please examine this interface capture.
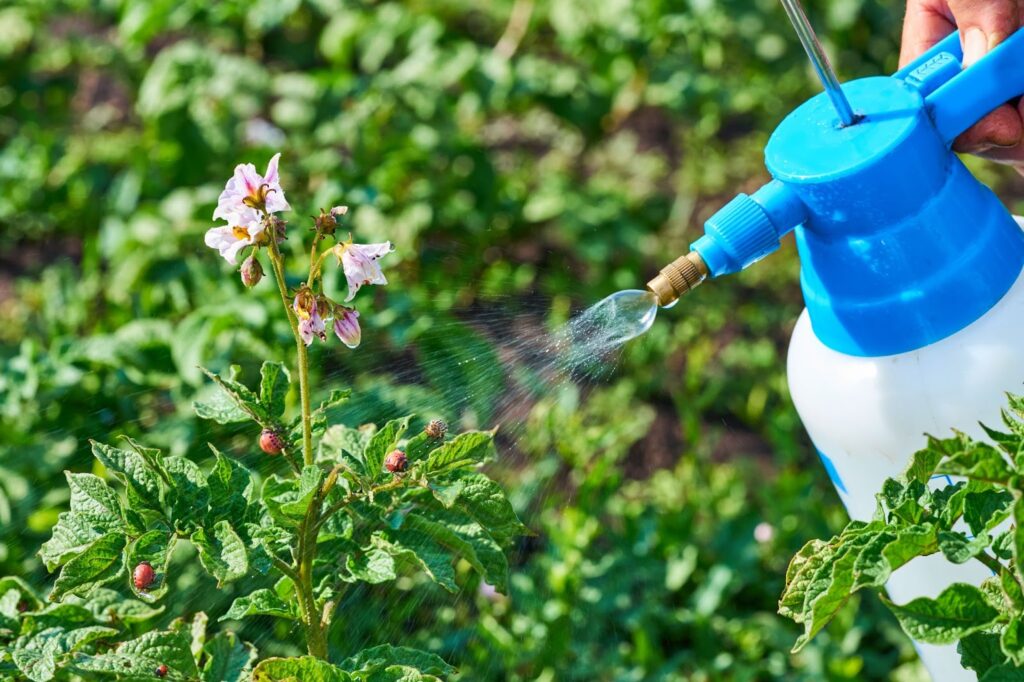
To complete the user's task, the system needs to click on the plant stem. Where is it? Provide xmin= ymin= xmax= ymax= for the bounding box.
xmin=267 ymin=241 xmax=314 ymax=466
xmin=975 ymin=551 xmax=1005 ymax=575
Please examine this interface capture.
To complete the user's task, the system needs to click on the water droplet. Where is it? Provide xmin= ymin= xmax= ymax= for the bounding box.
xmin=553 ymin=289 xmax=659 ymax=378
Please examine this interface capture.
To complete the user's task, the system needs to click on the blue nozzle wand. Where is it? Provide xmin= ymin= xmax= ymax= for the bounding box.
xmin=779 ymin=0 xmax=858 ymax=127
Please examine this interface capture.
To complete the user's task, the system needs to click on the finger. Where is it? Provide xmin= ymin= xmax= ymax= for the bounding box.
xmin=900 ymin=0 xmax=956 ymax=67
xmin=954 ymin=104 xmax=1024 ymax=153
xmin=962 ymin=99 xmax=1024 ymax=169
xmin=947 ymin=0 xmax=1022 ymax=65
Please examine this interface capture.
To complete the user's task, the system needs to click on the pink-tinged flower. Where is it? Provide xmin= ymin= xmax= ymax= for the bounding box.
xmin=753 ymin=522 xmax=775 ymax=544
xmin=331 ymin=206 xmax=348 ymax=218
xmin=204 ymin=221 xmax=265 ymax=264
xmin=335 ymin=240 xmax=395 ymax=302
xmin=213 ymin=152 xmax=291 ymax=223
xmin=298 ymin=309 xmax=326 ymax=345
xmin=333 ymin=306 xmax=361 ymax=348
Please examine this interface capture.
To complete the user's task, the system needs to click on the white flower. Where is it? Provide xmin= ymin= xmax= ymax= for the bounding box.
xmin=204 ymin=221 xmax=265 ymax=264
xmin=213 ymin=152 xmax=291 ymax=224
xmin=293 ymin=287 xmax=327 ymax=346
xmin=336 ymin=240 xmax=395 ymax=302
xmin=333 ymin=307 xmax=361 ymax=348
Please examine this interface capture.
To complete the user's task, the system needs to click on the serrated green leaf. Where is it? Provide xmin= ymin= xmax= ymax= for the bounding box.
xmin=280 ymin=466 xmax=324 ymax=520
xmin=780 ymin=539 xmax=836 ymax=622
xmin=65 ymin=473 xmax=124 ymax=527
xmin=163 ymin=456 xmax=210 ymax=532
xmin=253 ymin=656 xmax=352 ymax=681
xmin=432 ymin=472 xmax=528 ymax=545
xmin=958 ymin=632 xmax=1007 ymax=675
xmin=76 ymin=628 xmax=199 ymax=680
xmin=259 ymin=361 xmax=290 ymax=420
xmin=50 ymin=532 xmax=126 ymax=601
xmin=220 ymin=588 xmax=296 ymax=622
xmin=340 ymin=645 xmax=455 ymax=676
xmin=423 ymin=431 xmax=495 ymax=473
xmin=192 ymin=520 xmax=248 ymax=586
xmin=364 ymin=416 xmax=412 ymax=481
xmin=40 ymin=512 xmax=113 ymax=572
xmin=883 ymin=583 xmax=999 ymax=644
xmin=854 ymin=525 xmax=936 ymax=589
xmin=73 ymin=588 xmax=164 ymax=624
xmin=936 ymin=441 xmax=1014 ymax=485
xmin=206 ymin=446 xmax=253 ymax=527
xmin=416 ymin=509 xmax=508 ymax=591
xmin=201 ymin=631 xmax=258 ymax=682
xmin=200 ymin=366 xmax=270 ymax=426
xmin=90 ymin=441 xmax=162 ymax=515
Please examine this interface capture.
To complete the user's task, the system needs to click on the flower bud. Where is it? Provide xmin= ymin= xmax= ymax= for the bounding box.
xmin=240 ymin=254 xmax=263 ymax=288
xmin=315 ymin=205 xmax=347 ymax=236
xmin=333 ymin=306 xmax=361 ymax=349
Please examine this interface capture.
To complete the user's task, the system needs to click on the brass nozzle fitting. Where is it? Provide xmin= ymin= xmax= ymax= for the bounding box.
xmin=646 ymin=251 xmax=709 ymax=307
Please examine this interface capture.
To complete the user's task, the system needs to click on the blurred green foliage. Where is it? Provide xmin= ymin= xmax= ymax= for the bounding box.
xmin=4 ymin=0 xmax=1020 ymax=678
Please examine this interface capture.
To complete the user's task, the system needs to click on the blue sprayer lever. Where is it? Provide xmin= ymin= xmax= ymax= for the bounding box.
xmin=648 ymin=27 xmax=1024 ymax=357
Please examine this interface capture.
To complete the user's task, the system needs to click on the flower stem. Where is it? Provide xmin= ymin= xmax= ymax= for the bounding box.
xmin=267 ymin=242 xmax=314 ymax=466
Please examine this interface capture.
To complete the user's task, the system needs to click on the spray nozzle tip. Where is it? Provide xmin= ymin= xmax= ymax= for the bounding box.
xmin=646 ymin=251 xmax=708 ymax=307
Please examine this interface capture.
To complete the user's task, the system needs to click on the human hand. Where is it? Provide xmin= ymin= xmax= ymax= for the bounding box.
xmin=901 ymin=0 xmax=1024 ymax=165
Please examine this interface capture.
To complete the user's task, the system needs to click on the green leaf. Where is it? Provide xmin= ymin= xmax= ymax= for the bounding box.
xmin=192 ymin=520 xmax=248 ymax=586
xmin=340 ymin=644 xmax=455 ymax=676
xmin=253 ymin=656 xmax=352 ymax=681
xmin=1014 ymin=497 xmax=1024 ymax=589
xmin=50 ymin=532 xmax=126 ymax=601
xmin=74 ymin=588 xmax=165 ymax=624
xmin=345 ymin=546 xmax=397 ymax=585
xmin=371 ymin=532 xmax=457 ymax=592
xmin=1001 ymin=617 xmax=1024 ymax=666
xmin=937 ymin=530 xmax=990 ymax=565
xmin=201 ymin=631 xmax=258 ymax=682
xmin=958 ymin=632 xmax=1007 ymax=675
xmin=206 ymin=446 xmax=254 ymax=527
xmin=432 ymin=472 xmax=528 ymax=545
xmin=883 ymin=583 xmax=999 ymax=644
xmin=399 ymin=510 xmax=509 ymax=593
xmin=318 ymin=424 xmax=374 ymax=476
xmin=200 ymin=366 xmax=270 ymax=425
xmin=779 ymin=539 xmax=835 ymax=622
xmin=220 ymin=588 xmax=296 ymax=622
xmin=194 ymin=390 xmax=249 ymax=424
xmin=935 ymin=440 xmax=1014 ymax=485
xmin=0 ymin=577 xmax=42 ymax=614
xmin=125 ymin=529 xmax=174 ymax=601
xmin=309 ymin=389 xmax=352 ymax=435
xmin=76 ymin=628 xmax=199 ymax=680
xmin=90 ymin=441 xmax=162 ymax=515
xmin=262 ymin=467 xmax=324 ymax=528
xmin=903 ymin=444 xmax=944 ymax=484
xmin=259 ymin=361 xmax=290 ymax=420
xmin=40 ymin=512 xmax=114 ymax=572
xmin=423 ymin=431 xmax=496 ymax=473
xmin=12 ymin=626 xmax=118 ymax=681
xmin=965 ymin=489 xmax=1014 ymax=537
xmin=791 ymin=530 xmax=877 ymax=652
xmin=854 ymin=525 xmax=936 ymax=588
xmin=979 ymin=663 xmax=1024 ymax=681
xmin=65 ymin=473 xmax=124 ymax=527
xmin=164 ymin=456 xmax=210 ymax=532
xmin=364 ymin=416 xmax=412 ymax=481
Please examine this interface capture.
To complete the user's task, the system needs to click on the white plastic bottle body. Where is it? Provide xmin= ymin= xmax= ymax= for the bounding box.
xmin=787 ymin=240 xmax=1024 ymax=679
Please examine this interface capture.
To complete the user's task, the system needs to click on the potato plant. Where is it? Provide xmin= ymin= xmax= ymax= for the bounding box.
xmin=781 ymin=395 xmax=1024 ymax=677
xmin=0 ymin=155 xmax=526 ymax=681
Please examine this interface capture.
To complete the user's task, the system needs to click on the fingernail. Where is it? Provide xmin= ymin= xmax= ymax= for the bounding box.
xmin=962 ymin=27 xmax=987 ymax=67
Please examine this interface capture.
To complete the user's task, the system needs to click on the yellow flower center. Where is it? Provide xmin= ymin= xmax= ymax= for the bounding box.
xmin=232 ymin=226 xmax=250 ymax=240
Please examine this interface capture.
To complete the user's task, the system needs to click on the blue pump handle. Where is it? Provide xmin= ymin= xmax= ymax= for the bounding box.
xmin=912 ymin=29 xmax=1024 ymax=144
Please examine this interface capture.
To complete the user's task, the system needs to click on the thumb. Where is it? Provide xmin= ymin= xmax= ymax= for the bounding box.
xmin=948 ymin=0 xmax=1023 ymax=66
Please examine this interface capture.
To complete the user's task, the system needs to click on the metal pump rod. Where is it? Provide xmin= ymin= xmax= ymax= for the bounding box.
xmin=779 ymin=0 xmax=858 ymax=126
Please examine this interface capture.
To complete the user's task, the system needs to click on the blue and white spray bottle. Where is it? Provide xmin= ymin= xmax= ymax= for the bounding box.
xmin=645 ymin=3 xmax=1024 ymax=678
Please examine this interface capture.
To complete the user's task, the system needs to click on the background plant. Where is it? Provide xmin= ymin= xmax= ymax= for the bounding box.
xmin=4 ymin=0 xmax=1024 ymax=679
